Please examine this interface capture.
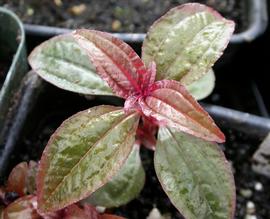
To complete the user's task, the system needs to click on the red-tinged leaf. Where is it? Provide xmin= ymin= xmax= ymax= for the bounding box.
xmin=63 ymin=204 xmax=99 ymax=219
xmin=136 ymin=116 xmax=158 ymax=150
xmin=40 ymin=211 xmax=62 ymax=219
xmin=142 ymin=62 xmax=156 ymax=90
xmin=6 ymin=161 xmax=38 ymax=197
xmin=139 ymin=80 xmax=225 ymax=143
xmin=136 ymin=128 xmax=156 ymax=150
xmin=101 ymin=214 xmax=125 ymax=219
xmin=73 ymin=29 xmax=147 ymax=99
xmin=82 ymin=204 xmax=100 ymax=219
xmin=63 ymin=204 xmax=87 ymax=219
xmin=155 ymin=128 xmax=235 ymax=219
xmin=124 ymin=95 xmax=140 ymax=113
xmin=3 ymin=195 xmax=40 ymax=219
xmin=1 ymin=206 xmax=3 ymax=219
xmin=83 ymin=143 xmax=145 ymax=208
xmin=6 ymin=162 xmax=28 ymax=197
xmin=37 ymin=105 xmax=140 ymax=213
xmin=142 ymin=3 xmax=235 ymax=85
xmin=26 ymin=161 xmax=38 ymax=195
xmin=0 ymin=187 xmax=5 ymax=200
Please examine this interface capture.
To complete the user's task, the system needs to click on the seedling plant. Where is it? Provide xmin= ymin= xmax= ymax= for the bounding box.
xmin=28 ymin=3 xmax=236 ymax=219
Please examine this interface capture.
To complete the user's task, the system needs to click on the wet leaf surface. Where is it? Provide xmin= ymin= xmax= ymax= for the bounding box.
xmin=37 ymin=105 xmax=139 ymax=213
xmin=28 ymin=34 xmax=113 ymax=96
xmin=74 ymin=29 xmax=146 ymax=99
xmin=142 ymin=3 xmax=234 ymax=85
xmin=154 ymin=127 xmax=235 ymax=219
xmin=84 ymin=143 xmax=145 ymax=208
xmin=139 ymin=80 xmax=225 ymax=143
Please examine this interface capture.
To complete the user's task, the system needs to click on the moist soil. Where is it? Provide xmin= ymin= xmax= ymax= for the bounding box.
xmin=2 ymin=82 xmax=269 ymax=219
xmin=0 ymin=0 xmax=248 ymax=33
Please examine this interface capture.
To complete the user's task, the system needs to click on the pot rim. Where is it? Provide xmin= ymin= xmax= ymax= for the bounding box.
xmin=23 ymin=0 xmax=268 ymax=44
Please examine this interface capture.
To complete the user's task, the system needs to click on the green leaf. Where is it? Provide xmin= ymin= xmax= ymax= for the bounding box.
xmin=187 ymin=69 xmax=215 ymax=100
xmin=28 ymin=34 xmax=113 ymax=96
xmin=26 ymin=161 xmax=38 ymax=195
xmin=142 ymin=3 xmax=235 ymax=85
xmin=84 ymin=143 xmax=145 ymax=208
xmin=37 ymin=105 xmax=140 ymax=213
xmin=155 ymin=127 xmax=235 ymax=219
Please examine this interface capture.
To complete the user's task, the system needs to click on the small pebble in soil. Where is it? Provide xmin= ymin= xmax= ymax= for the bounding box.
xmin=245 ymin=215 xmax=257 ymax=219
xmin=69 ymin=4 xmax=86 ymax=16
xmin=54 ymin=0 xmax=62 ymax=7
xmin=254 ymin=182 xmax=263 ymax=191
xmin=26 ymin=7 xmax=34 ymax=16
xmin=246 ymin=201 xmax=256 ymax=214
xmin=240 ymin=189 xmax=252 ymax=198
xmin=112 ymin=20 xmax=122 ymax=31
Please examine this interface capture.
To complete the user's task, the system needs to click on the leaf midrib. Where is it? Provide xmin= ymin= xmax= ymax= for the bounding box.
xmin=174 ymin=22 xmax=225 ymax=84
xmin=150 ymin=11 xmax=214 ymax=64
xmin=163 ymin=20 xmax=223 ymax=78
xmin=41 ymin=51 xmax=94 ymax=73
xmin=146 ymin=93 xmax=211 ymax=136
xmin=162 ymin=128 xmax=214 ymax=217
xmin=43 ymin=110 xmax=138 ymax=204
xmin=65 ymin=125 xmax=136 ymax=205
xmin=84 ymin=32 xmax=142 ymax=94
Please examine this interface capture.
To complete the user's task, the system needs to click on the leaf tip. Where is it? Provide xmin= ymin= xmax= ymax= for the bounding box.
xmin=227 ymin=19 xmax=236 ymax=33
xmin=216 ymin=130 xmax=226 ymax=143
xmin=211 ymin=125 xmax=226 ymax=143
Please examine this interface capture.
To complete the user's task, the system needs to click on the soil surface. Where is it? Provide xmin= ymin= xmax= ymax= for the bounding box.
xmin=2 ymin=82 xmax=269 ymax=219
xmin=1 ymin=0 xmax=248 ymax=33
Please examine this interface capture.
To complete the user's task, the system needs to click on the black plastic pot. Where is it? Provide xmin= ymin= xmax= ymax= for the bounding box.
xmin=203 ymin=103 xmax=270 ymax=139
xmin=0 ymin=7 xmax=28 ymax=159
xmin=239 ymin=4 xmax=270 ymax=118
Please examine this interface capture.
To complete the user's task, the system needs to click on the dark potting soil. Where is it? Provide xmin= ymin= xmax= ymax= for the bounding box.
xmin=3 ymin=82 xmax=270 ymax=219
xmin=0 ymin=0 xmax=248 ymax=33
